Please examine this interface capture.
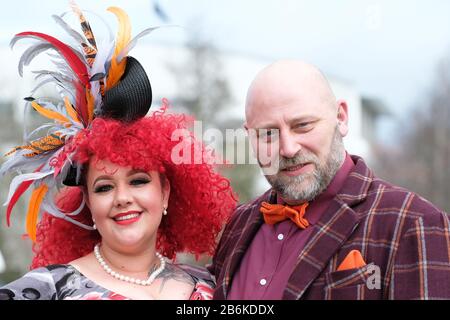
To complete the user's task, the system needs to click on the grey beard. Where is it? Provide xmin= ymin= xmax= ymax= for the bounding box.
xmin=266 ymin=127 xmax=345 ymax=203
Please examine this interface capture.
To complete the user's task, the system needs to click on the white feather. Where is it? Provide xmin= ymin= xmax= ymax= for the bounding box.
xmin=4 ymin=170 xmax=54 ymax=206
xmin=52 ymin=14 xmax=88 ymax=47
xmin=0 ymin=151 xmax=47 ymax=177
xmin=41 ymin=195 xmax=94 ymax=230
xmin=18 ymin=43 xmax=54 ymax=77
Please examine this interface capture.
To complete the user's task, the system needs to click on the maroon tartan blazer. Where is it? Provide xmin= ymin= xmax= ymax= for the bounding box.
xmin=209 ymin=155 xmax=450 ymax=299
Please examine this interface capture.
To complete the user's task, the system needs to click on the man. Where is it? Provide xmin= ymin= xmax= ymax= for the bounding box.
xmin=209 ymin=60 xmax=450 ymax=300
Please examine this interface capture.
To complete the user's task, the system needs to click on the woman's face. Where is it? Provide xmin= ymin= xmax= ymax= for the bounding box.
xmin=85 ymin=158 xmax=170 ymax=253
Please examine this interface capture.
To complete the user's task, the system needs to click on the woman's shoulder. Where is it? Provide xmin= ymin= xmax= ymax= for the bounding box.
xmin=175 ymin=263 xmax=215 ymax=300
xmin=176 ymin=263 xmax=214 ymax=283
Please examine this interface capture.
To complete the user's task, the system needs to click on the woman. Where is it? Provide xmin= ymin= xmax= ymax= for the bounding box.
xmin=0 ymin=3 xmax=236 ymax=300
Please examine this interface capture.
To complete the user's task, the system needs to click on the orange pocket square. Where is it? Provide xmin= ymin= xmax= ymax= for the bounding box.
xmin=337 ymin=250 xmax=367 ymax=271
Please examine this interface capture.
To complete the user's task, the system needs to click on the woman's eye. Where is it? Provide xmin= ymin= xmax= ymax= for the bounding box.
xmin=130 ymin=178 xmax=150 ymax=186
xmin=94 ymin=185 xmax=113 ymax=193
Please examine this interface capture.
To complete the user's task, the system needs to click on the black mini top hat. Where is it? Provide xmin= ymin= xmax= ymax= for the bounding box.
xmin=63 ymin=56 xmax=152 ymax=186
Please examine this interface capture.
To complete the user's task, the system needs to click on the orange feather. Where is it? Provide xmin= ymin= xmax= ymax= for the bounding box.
xmin=26 ymin=184 xmax=48 ymax=242
xmin=64 ymin=97 xmax=81 ymax=124
xmin=106 ymin=7 xmax=131 ymax=88
xmin=31 ymin=101 xmax=70 ymax=124
xmin=85 ymin=89 xmax=95 ymax=123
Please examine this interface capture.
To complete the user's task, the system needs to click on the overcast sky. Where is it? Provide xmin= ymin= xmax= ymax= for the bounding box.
xmin=1 ymin=0 xmax=450 ymax=142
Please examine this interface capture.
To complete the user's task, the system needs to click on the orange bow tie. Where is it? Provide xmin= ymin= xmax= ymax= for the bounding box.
xmin=260 ymin=201 xmax=310 ymax=229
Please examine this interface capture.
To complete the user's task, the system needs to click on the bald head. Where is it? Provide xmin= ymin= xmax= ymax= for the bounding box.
xmin=244 ymin=60 xmax=349 ymax=204
xmin=245 ymin=60 xmax=337 ymax=124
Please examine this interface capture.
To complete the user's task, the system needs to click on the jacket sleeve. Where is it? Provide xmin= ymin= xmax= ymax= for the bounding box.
xmin=389 ymin=209 xmax=450 ymax=299
xmin=207 ymin=203 xmax=245 ymax=278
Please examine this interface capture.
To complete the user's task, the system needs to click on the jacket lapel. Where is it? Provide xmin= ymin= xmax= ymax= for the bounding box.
xmin=282 ymin=199 xmax=360 ymax=299
xmin=283 ymin=155 xmax=373 ymax=299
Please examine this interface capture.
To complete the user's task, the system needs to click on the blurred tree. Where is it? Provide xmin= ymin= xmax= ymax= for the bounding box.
xmin=0 ymin=83 xmax=53 ymax=282
xmin=373 ymin=57 xmax=450 ymax=212
xmin=167 ymin=25 xmax=262 ymax=266
xmin=167 ymin=26 xmax=260 ymax=205
xmin=0 ymin=100 xmax=33 ymax=283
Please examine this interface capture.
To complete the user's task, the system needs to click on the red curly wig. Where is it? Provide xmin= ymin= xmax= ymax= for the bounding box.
xmin=30 ymin=104 xmax=237 ymax=269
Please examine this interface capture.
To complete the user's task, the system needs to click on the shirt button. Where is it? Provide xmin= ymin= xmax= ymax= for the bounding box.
xmin=260 ymin=279 xmax=267 ymax=286
xmin=277 ymin=233 xmax=284 ymax=240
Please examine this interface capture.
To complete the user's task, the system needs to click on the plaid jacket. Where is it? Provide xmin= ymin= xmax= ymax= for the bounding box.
xmin=209 ymin=156 xmax=450 ymax=299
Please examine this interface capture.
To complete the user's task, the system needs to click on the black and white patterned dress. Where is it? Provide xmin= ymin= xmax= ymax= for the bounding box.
xmin=0 ymin=264 xmax=214 ymax=300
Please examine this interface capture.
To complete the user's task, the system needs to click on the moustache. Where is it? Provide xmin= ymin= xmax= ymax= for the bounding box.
xmin=278 ymin=153 xmax=318 ymax=171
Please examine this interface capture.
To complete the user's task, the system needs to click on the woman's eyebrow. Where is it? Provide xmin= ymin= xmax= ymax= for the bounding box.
xmin=93 ymin=175 xmax=112 ymax=186
xmin=126 ymin=169 xmax=150 ymax=177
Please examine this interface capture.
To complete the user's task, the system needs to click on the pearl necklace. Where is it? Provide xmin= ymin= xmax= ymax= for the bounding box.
xmin=94 ymin=244 xmax=166 ymax=286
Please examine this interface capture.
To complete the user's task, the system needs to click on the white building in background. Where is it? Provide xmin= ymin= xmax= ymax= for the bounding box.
xmin=131 ymin=45 xmax=389 ymax=192
xmin=0 ymin=44 xmax=388 ymax=193
xmin=132 ymin=44 xmax=388 ymax=158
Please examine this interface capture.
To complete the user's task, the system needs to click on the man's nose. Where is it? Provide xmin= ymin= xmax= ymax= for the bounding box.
xmin=279 ymin=131 xmax=301 ymax=159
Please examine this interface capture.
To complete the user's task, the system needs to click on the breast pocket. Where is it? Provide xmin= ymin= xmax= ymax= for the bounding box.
xmin=324 ymin=263 xmax=382 ymax=300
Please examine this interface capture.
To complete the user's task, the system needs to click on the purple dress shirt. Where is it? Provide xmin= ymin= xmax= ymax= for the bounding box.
xmin=228 ymin=154 xmax=355 ymax=299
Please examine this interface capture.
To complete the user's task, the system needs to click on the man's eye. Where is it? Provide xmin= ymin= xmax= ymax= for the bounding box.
xmin=130 ymin=178 xmax=150 ymax=186
xmin=94 ymin=185 xmax=113 ymax=193
xmin=295 ymin=122 xmax=313 ymax=131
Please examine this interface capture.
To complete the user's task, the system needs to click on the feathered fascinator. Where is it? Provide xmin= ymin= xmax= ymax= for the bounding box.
xmin=1 ymin=1 xmax=159 ymax=241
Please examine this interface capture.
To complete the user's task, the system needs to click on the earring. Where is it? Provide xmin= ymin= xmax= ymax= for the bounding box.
xmin=93 ymin=223 xmax=97 ymax=230
xmin=163 ymin=207 xmax=168 ymax=216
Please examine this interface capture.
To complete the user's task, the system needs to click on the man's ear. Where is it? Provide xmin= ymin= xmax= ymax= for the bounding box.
xmin=336 ymin=99 xmax=349 ymax=137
